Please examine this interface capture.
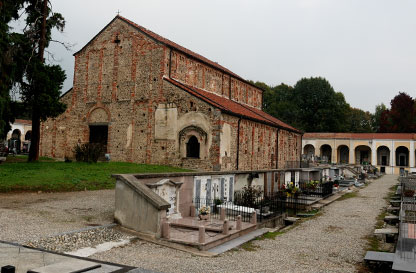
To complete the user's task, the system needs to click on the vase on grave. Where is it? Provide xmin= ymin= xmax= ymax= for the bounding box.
xmin=199 ymin=214 xmax=209 ymax=220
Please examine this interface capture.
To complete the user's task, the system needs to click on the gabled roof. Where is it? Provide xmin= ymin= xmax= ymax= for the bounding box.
xmin=59 ymin=87 xmax=73 ymax=99
xmin=164 ymin=77 xmax=301 ymax=134
xmin=304 ymin=132 xmax=416 ymax=140
xmin=74 ymin=16 xmax=262 ymax=92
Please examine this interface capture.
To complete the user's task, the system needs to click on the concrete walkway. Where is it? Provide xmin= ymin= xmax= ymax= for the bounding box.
xmin=92 ymin=175 xmax=398 ymax=273
xmin=0 ymin=241 xmax=132 ymax=273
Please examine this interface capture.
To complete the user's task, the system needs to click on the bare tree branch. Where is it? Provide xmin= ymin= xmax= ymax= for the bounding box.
xmin=50 ymin=39 xmax=75 ymax=52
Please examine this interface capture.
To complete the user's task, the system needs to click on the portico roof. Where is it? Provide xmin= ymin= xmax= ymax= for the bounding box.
xmin=304 ymin=132 xmax=416 ymax=140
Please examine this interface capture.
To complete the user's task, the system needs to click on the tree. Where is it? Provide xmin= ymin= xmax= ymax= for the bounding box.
xmin=372 ymin=103 xmax=387 ymax=132
xmin=260 ymin=82 xmax=298 ymax=126
xmin=21 ymin=0 xmax=67 ymax=161
xmin=379 ymin=92 xmax=415 ymax=133
xmin=261 ymin=77 xmax=371 ymax=132
xmin=0 ymin=0 xmax=26 ymax=139
xmin=346 ymin=107 xmax=373 ymax=133
xmin=292 ymin=77 xmax=350 ymax=132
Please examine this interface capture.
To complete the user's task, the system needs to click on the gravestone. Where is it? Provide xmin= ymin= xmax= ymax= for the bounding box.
xmin=146 ymin=179 xmax=183 ymax=219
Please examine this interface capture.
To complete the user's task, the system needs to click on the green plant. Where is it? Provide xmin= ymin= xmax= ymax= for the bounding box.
xmin=73 ymin=143 xmax=103 ymax=163
xmin=306 ymin=180 xmax=320 ymax=190
xmin=236 ymin=185 xmax=263 ymax=207
xmin=214 ymin=198 xmax=223 ymax=206
xmin=213 ymin=198 xmax=223 ymax=213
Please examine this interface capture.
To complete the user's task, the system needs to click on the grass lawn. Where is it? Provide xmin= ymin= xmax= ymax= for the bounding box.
xmin=0 ymin=155 xmax=191 ymax=192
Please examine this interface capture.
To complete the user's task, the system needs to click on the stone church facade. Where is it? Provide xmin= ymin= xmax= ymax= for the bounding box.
xmin=40 ymin=16 xmax=302 ymax=171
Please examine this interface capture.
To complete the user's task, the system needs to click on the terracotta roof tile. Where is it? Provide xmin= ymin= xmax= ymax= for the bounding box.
xmin=164 ymin=77 xmax=301 ymax=133
xmin=304 ymin=132 xmax=416 ymax=140
xmin=14 ymin=119 xmax=32 ymax=125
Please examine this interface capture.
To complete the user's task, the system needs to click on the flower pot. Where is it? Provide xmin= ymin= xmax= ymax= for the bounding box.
xmin=199 ymin=214 xmax=209 ymax=220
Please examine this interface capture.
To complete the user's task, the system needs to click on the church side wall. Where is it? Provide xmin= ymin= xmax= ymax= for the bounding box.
xmin=277 ymin=130 xmax=302 ymax=169
xmin=237 ymin=119 xmax=278 ymax=170
xmin=169 ymin=50 xmax=263 ymax=110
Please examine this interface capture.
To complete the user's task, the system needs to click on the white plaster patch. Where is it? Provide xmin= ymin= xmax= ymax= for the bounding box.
xmin=65 ymin=239 xmax=131 ymax=257
xmin=155 ymin=103 xmax=178 ymax=140
xmin=125 ymin=123 xmax=132 ymax=149
xmin=220 ymin=123 xmax=231 ymax=160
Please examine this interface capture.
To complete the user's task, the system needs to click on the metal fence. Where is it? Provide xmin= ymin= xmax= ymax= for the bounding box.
xmin=285 ymin=161 xmax=310 ymax=169
xmin=298 ymin=181 xmax=334 ymax=198
xmin=397 ymin=177 xmax=416 ymax=263
xmin=193 ymin=192 xmax=286 ymax=223
xmin=193 ymin=190 xmax=313 ymax=223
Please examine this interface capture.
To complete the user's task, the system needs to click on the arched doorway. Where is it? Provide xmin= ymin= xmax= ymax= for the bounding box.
xmin=337 ymin=145 xmax=349 ymax=164
xmin=9 ymin=129 xmax=22 ymax=154
xmin=179 ymin=125 xmax=208 ymax=160
xmin=395 ymin=146 xmax=409 ymax=167
xmin=377 ymin=146 xmax=390 ymax=166
xmin=355 ymin=145 xmax=371 ymax=165
xmin=186 ymin=136 xmax=200 ymax=158
xmin=11 ymin=129 xmax=21 ymax=140
xmin=303 ymin=144 xmax=315 ymax=161
xmin=25 ymin=130 xmax=32 ymax=141
xmin=320 ymin=144 xmax=332 ymax=163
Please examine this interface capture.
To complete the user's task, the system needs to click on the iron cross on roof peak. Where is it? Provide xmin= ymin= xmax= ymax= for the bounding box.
xmin=117 ymin=10 xmax=121 ymax=16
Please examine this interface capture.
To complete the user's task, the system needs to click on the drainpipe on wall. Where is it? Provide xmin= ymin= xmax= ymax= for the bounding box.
xmin=300 ymin=134 xmax=303 ymax=168
xmin=236 ymin=117 xmax=242 ymax=170
xmin=276 ymin=129 xmax=280 ymax=169
xmin=168 ymin=48 xmax=172 ymax=78
xmin=229 ymin=77 xmax=232 ymax=100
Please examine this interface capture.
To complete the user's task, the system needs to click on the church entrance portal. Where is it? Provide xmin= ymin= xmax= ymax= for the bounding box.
xmin=89 ymin=125 xmax=108 ymax=154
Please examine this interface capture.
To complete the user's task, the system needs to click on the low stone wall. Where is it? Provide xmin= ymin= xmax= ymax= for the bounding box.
xmin=114 ymin=174 xmax=170 ymax=237
xmin=113 ymin=166 xmax=350 ymax=236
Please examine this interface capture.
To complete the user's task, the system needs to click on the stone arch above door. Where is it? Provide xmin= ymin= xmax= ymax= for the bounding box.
xmin=88 ymin=107 xmax=110 ymax=124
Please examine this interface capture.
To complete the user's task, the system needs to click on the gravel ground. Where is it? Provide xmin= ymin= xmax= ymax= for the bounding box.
xmin=90 ymin=175 xmax=398 ymax=273
xmin=0 ymin=190 xmax=114 ymax=243
xmin=26 ymin=226 xmax=127 ymax=253
xmin=0 ymin=175 xmax=397 ymax=272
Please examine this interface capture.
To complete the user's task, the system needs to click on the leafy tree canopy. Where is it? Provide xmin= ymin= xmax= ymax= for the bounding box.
xmin=0 ymin=0 xmax=26 ymax=139
xmin=258 ymin=77 xmax=354 ymax=132
xmin=379 ymin=92 xmax=415 ymax=133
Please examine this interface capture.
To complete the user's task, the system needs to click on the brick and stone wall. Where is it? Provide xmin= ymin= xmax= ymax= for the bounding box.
xmin=40 ymin=16 xmax=301 ymax=171
xmin=277 ymin=130 xmax=302 ymax=169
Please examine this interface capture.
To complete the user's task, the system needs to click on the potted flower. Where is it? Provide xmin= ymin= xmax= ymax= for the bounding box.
xmin=306 ymin=180 xmax=319 ymax=190
xmin=286 ymin=182 xmax=300 ymax=198
xmin=198 ymin=205 xmax=210 ymax=220
xmin=278 ymin=184 xmax=287 ymax=199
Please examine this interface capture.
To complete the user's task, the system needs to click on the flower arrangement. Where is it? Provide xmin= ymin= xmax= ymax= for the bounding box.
xmin=199 ymin=205 xmax=210 ymax=215
xmin=306 ymin=180 xmax=320 ymax=190
xmin=285 ymin=182 xmax=300 ymax=197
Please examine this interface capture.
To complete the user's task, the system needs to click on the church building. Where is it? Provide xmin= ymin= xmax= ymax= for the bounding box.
xmin=40 ymin=16 xmax=302 ymax=171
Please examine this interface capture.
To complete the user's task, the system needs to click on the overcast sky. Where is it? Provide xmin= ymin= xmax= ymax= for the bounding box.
xmin=32 ymin=0 xmax=416 ymax=112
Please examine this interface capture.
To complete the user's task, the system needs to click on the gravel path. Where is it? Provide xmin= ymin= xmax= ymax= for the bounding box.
xmin=91 ymin=175 xmax=398 ymax=273
xmin=0 ymin=190 xmax=114 ymax=243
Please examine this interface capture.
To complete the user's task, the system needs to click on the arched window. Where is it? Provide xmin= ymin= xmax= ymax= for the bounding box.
xmin=186 ymin=136 xmax=200 ymax=158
